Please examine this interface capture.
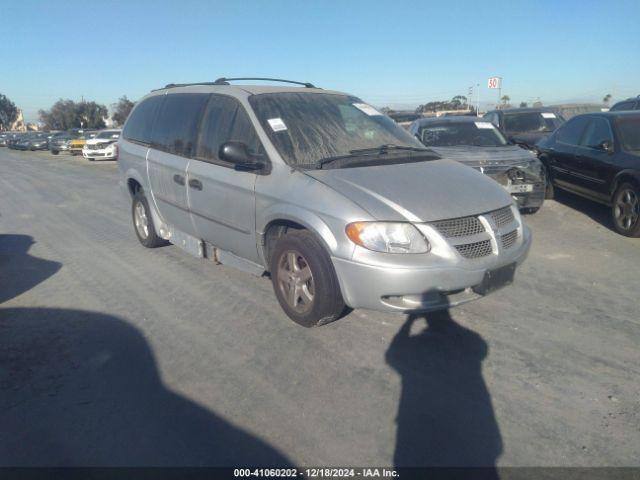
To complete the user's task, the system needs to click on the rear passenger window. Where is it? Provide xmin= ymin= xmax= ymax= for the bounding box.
xmin=123 ymin=95 xmax=164 ymax=144
xmin=150 ymin=93 xmax=209 ymax=157
xmin=196 ymin=95 xmax=263 ymax=163
xmin=556 ymin=116 xmax=589 ymax=145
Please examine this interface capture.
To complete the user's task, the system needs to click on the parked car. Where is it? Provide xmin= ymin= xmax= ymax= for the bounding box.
xmin=119 ymin=78 xmax=531 ymax=326
xmin=409 ymin=116 xmax=544 ymax=213
xmin=69 ymin=130 xmax=97 ymax=155
xmin=7 ymin=132 xmax=27 ymax=149
xmin=609 ymin=95 xmax=640 ymax=112
xmin=0 ymin=131 xmax=16 ymax=146
xmin=14 ymin=132 xmax=46 ymax=150
xmin=27 ymin=132 xmax=50 ymax=150
xmin=537 ymin=111 xmax=640 ymax=236
xmin=82 ymin=129 xmax=121 ymax=161
xmin=483 ymin=107 xmax=565 ymax=150
xmin=49 ymin=131 xmax=79 ymax=155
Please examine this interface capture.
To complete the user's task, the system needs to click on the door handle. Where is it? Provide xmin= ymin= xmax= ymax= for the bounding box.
xmin=188 ymin=178 xmax=203 ymax=191
xmin=173 ymin=174 xmax=185 ymax=186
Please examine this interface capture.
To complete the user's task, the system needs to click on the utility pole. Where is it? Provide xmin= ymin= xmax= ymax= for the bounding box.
xmin=476 ymin=83 xmax=480 ymax=116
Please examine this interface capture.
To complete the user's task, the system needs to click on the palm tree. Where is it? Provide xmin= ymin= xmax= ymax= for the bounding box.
xmin=501 ymin=95 xmax=510 ymax=105
xmin=603 ymin=94 xmax=612 ymax=105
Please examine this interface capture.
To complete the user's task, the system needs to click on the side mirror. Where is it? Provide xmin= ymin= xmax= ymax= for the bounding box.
xmin=219 ymin=141 xmax=264 ymax=171
xmin=599 ymin=140 xmax=614 ymax=154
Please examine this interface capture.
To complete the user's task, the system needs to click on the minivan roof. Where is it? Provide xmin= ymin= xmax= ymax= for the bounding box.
xmin=149 ymin=84 xmax=344 ymax=97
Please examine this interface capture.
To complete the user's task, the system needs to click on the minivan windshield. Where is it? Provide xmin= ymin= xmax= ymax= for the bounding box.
xmin=418 ymin=122 xmax=507 ymax=147
xmin=249 ymin=92 xmax=429 ymax=167
xmin=503 ymin=112 xmax=562 ymax=133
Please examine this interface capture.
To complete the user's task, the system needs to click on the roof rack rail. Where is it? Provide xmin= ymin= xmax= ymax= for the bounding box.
xmin=213 ymin=77 xmax=317 ymax=88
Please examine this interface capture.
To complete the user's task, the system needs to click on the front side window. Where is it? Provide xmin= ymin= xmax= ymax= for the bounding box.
xmin=150 ymin=93 xmax=210 ymax=157
xmin=196 ymin=95 xmax=263 ymax=163
xmin=503 ymin=112 xmax=562 ymax=133
xmin=418 ymin=122 xmax=507 ymax=147
xmin=249 ymin=92 xmax=426 ymax=167
xmin=580 ymin=118 xmax=613 ymax=148
xmin=556 ymin=116 xmax=590 ymax=145
xmin=615 ymin=116 xmax=640 ymax=153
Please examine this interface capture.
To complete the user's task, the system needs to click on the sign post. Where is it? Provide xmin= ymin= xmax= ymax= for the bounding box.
xmin=488 ymin=76 xmax=502 ymax=107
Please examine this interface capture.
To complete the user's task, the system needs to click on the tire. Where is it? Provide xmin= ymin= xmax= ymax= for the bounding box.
xmin=51 ymin=150 xmax=59 ymax=155
xmin=131 ymin=191 xmax=166 ymax=248
xmin=270 ymin=230 xmax=346 ymax=327
xmin=611 ymin=182 xmax=640 ymax=237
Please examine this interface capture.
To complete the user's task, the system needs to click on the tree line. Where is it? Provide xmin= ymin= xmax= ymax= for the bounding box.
xmin=38 ymin=96 xmax=134 ymax=130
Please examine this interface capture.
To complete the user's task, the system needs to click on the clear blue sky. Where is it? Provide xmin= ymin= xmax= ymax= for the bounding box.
xmin=2 ymin=0 xmax=638 ymax=122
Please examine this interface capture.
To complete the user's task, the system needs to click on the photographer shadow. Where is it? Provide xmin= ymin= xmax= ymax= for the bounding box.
xmin=0 ymin=234 xmax=62 ymax=304
xmin=386 ymin=310 xmax=502 ymax=470
xmin=0 ymin=306 xmax=292 ymax=466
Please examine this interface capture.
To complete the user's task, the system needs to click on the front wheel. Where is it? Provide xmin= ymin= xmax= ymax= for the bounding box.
xmin=612 ymin=183 xmax=640 ymax=237
xmin=51 ymin=150 xmax=59 ymax=155
xmin=131 ymin=191 xmax=167 ymax=248
xmin=270 ymin=230 xmax=346 ymax=327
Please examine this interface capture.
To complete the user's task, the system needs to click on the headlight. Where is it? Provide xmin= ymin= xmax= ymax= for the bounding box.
xmin=345 ymin=222 xmax=430 ymax=254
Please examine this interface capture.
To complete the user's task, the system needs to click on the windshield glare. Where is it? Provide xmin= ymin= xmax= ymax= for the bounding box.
xmin=504 ymin=112 xmax=561 ymax=133
xmin=419 ymin=122 xmax=507 ymax=147
xmin=249 ymin=92 xmax=426 ymax=167
xmin=616 ymin=117 xmax=640 ymax=153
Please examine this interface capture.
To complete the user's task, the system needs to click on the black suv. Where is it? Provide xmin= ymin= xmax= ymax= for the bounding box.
xmin=537 ymin=111 xmax=640 ymax=236
xmin=483 ymin=107 xmax=565 ymax=150
xmin=609 ymin=96 xmax=640 ymax=112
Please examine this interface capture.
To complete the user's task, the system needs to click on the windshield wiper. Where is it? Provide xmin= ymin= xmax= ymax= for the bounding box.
xmin=349 ymin=144 xmax=429 ymax=155
xmin=316 ymin=144 xmax=429 ymax=169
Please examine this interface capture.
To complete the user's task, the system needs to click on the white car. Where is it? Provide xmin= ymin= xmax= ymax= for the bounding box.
xmin=82 ymin=129 xmax=121 ymax=161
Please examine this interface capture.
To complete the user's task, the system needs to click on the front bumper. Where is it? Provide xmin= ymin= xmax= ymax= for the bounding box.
xmin=332 ymin=224 xmax=531 ymax=313
xmin=82 ymin=148 xmax=117 ymax=160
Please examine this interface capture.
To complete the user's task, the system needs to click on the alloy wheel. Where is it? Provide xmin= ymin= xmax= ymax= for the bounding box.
xmin=277 ymin=250 xmax=315 ymax=314
xmin=614 ymin=188 xmax=639 ymax=231
xmin=134 ymin=201 xmax=149 ymax=239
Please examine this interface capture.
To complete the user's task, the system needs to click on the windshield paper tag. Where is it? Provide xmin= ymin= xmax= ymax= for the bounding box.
xmin=541 ymin=112 xmax=556 ymax=118
xmin=353 ymin=103 xmax=382 ymax=116
xmin=267 ymin=118 xmax=287 ymax=132
xmin=475 ymin=122 xmax=494 ymax=129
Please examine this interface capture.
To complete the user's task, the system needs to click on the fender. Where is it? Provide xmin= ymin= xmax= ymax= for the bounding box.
xmin=611 ymin=169 xmax=640 ymax=195
xmin=257 ymin=203 xmax=362 ymax=268
xmin=124 ymin=168 xmax=168 ymax=239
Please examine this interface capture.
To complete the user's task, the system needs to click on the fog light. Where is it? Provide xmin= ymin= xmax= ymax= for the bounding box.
xmin=508 ymin=168 xmax=526 ymax=182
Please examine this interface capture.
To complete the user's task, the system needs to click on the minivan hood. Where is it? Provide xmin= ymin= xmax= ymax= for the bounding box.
xmin=305 ymin=159 xmax=513 ymax=222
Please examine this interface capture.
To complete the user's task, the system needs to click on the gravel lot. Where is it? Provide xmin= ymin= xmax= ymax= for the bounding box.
xmin=0 ymin=148 xmax=638 ymax=467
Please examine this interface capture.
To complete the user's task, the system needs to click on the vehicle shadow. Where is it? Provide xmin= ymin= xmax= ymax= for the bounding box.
xmin=553 ymin=189 xmax=614 ymax=231
xmin=385 ymin=310 xmax=502 ymax=473
xmin=0 ymin=234 xmax=62 ymax=304
xmin=0 ymin=307 xmax=293 ymax=466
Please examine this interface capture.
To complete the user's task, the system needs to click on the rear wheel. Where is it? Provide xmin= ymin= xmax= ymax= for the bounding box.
xmin=51 ymin=150 xmax=59 ymax=155
xmin=612 ymin=182 xmax=640 ymax=237
xmin=132 ymin=191 xmax=166 ymax=248
xmin=270 ymin=230 xmax=345 ymax=327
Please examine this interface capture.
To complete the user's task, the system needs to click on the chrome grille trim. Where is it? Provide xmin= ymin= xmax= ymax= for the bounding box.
xmin=455 ymin=239 xmax=493 ymax=259
xmin=431 ymin=216 xmax=485 ymax=238
xmin=501 ymin=230 xmax=518 ymax=249
xmin=491 ymin=206 xmax=515 ymax=229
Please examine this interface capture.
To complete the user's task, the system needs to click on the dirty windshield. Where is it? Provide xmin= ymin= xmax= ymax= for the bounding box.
xmin=249 ymin=92 xmax=428 ymax=167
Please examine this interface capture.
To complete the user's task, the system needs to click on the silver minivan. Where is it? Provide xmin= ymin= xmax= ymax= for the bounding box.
xmin=118 ymin=78 xmax=531 ymax=326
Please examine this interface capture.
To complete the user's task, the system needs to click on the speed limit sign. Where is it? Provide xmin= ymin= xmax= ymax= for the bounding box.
xmin=488 ymin=77 xmax=501 ymax=89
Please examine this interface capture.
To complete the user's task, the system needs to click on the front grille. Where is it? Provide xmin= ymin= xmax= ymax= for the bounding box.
xmin=455 ymin=239 xmax=493 ymax=259
xmin=431 ymin=216 xmax=485 ymax=238
xmin=501 ymin=230 xmax=518 ymax=249
xmin=491 ymin=206 xmax=515 ymax=228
